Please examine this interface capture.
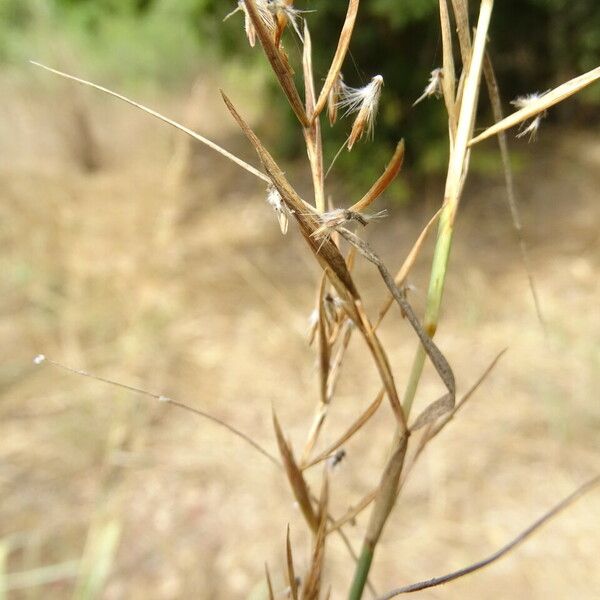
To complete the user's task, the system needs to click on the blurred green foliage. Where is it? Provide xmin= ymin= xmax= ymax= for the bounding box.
xmin=2 ymin=0 xmax=598 ymax=182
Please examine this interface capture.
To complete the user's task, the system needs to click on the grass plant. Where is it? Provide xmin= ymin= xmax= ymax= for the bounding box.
xmin=29 ymin=1 xmax=600 ymax=598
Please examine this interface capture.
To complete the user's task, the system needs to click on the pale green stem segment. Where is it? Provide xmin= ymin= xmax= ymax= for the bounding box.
xmin=347 ymin=2 xmax=495 ymax=598
xmin=403 ymin=208 xmax=453 ymax=415
xmin=348 ymin=545 xmax=374 ymax=600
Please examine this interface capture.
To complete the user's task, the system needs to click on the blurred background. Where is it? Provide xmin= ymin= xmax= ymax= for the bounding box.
xmin=1 ymin=1 xmax=599 ymax=598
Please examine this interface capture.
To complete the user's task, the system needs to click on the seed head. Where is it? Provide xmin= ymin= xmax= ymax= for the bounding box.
xmin=311 ymin=208 xmax=387 ymax=240
xmin=413 ymin=68 xmax=443 ymax=106
xmin=33 ymin=354 xmax=46 ymax=365
xmin=337 ymin=75 xmax=384 ymax=150
xmin=511 ymin=92 xmax=549 ymax=142
xmin=224 ymin=1 xmax=275 ymax=48
xmin=267 ymin=0 xmax=309 ymax=43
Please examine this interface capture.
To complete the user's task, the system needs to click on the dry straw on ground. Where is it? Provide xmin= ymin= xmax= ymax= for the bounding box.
xmin=28 ymin=0 xmax=600 ymax=598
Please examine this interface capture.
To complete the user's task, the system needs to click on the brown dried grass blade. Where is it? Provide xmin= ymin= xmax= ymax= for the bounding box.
xmin=302 ymin=21 xmax=325 ymax=211
xmin=273 ymin=411 xmax=319 ymax=532
xmin=313 ymin=0 xmax=360 ymax=121
xmin=243 ymin=0 xmax=309 ymax=127
xmin=364 ymin=434 xmax=409 ymax=547
xmin=221 ymin=91 xmax=358 ymax=298
xmin=221 ymin=92 xmax=406 ymax=431
xmin=438 ymin=0 xmax=458 ymax=136
xmin=29 ymin=61 xmax=269 ymax=183
xmin=286 ymin=525 xmax=299 ymax=600
xmin=265 ymin=563 xmax=275 ymax=600
xmin=350 ymin=140 xmax=405 ymax=213
xmin=482 ymin=55 xmax=545 ymax=327
xmin=304 ymin=390 xmax=385 ymax=470
xmin=375 ymin=208 xmax=442 ymax=329
xmin=302 ymin=474 xmax=329 ymax=600
xmin=377 ymin=475 xmax=600 ymax=598
xmin=470 ymin=66 xmax=600 ymax=146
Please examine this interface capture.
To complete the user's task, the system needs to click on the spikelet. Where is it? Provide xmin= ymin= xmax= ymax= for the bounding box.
xmin=224 ymin=1 xmax=275 ymax=48
xmin=268 ymin=0 xmax=307 ymax=45
xmin=337 ymin=75 xmax=384 ymax=150
xmin=413 ymin=68 xmax=443 ymax=106
xmin=511 ymin=91 xmax=549 ymax=141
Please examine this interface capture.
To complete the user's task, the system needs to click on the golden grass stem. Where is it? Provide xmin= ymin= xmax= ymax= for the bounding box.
xmin=470 ymin=66 xmax=600 ymax=146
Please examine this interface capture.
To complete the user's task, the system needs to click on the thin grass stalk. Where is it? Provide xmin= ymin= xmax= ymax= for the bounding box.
xmin=377 ymin=475 xmax=600 ymax=598
xmin=482 ymin=54 xmax=545 ymax=326
xmin=312 ymin=0 xmax=360 ymax=121
xmin=30 ymin=62 xmax=269 ymax=183
xmin=348 ymin=435 xmax=409 ymax=600
xmin=402 ymin=0 xmax=494 ymax=418
xmin=470 ymin=66 xmax=600 ymax=146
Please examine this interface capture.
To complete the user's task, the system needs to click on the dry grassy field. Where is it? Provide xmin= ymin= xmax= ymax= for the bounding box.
xmin=1 ymin=71 xmax=599 ymax=599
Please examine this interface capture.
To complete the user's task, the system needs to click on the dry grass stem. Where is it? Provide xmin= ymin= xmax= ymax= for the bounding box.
xmin=377 ymin=475 xmax=600 ymax=598
xmin=303 ymin=390 xmax=385 ymax=470
xmin=313 ymin=0 xmax=360 ymax=121
xmin=30 ymin=61 xmax=270 ymax=183
xmin=375 ymin=208 xmax=442 ymax=328
xmin=265 ymin=563 xmax=276 ymax=600
xmin=35 ymin=356 xmax=280 ymax=466
xmin=470 ymin=65 xmax=600 ymax=145
xmin=482 ymin=55 xmax=545 ymax=327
